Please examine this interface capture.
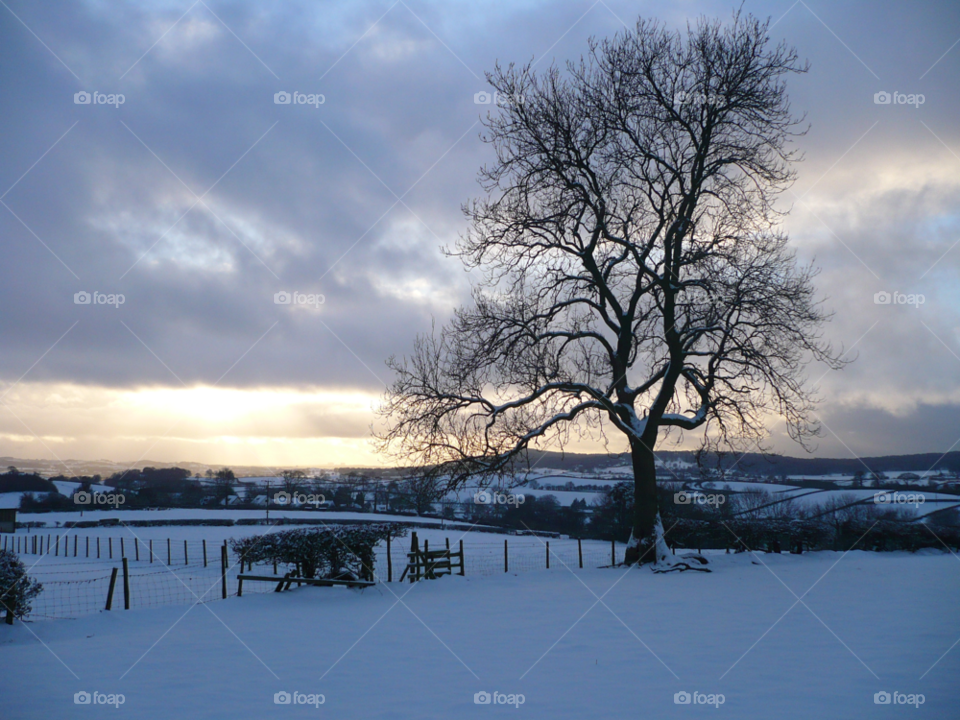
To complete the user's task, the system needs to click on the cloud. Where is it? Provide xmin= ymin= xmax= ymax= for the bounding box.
xmin=0 ymin=0 xmax=958 ymax=465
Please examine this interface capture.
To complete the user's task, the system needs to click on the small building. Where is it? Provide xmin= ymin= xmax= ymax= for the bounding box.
xmin=0 ymin=508 xmax=17 ymax=533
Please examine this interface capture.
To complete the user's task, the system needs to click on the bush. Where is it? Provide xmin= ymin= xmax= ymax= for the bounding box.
xmin=0 ymin=549 xmax=43 ymax=621
xmin=230 ymin=524 xmax=407 ymax=581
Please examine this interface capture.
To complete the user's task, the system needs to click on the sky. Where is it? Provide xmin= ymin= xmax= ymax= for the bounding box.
xmin=0 ymin=0 xmax=958 ymax=470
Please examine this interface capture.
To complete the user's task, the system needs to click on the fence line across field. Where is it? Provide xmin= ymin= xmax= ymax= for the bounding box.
xmin=4 ymin=531 xmax=625 ymax=621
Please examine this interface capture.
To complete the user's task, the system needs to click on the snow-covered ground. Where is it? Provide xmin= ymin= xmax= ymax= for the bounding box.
xmin=1 ymin=550 xmax=956 ymax=718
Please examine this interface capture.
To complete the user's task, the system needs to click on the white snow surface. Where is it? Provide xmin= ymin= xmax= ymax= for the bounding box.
xmin=1 ymin=550 xmax=956 ymax=718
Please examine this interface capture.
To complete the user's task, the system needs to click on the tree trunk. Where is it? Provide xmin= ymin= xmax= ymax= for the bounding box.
xmin=624 ymin=436 xmax=666 ymax=565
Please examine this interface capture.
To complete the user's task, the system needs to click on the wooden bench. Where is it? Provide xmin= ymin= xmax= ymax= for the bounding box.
xmin=237 ymin=572 xmax=375 ymax=596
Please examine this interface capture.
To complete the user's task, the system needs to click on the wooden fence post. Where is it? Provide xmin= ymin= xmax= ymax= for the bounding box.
xmin=184 ymin=540 xmax=189 ymax=566
xmin=167 ymin=538 xmax=171 ymax=565
xmin=203 ymin=540 xmax=207 ymax=568
xmin=135 ymin=539 xmax=139 ymax=562
xmin=387 ymin=533 xmax=393 ymax=582
xmin=149 ymin=539 xmax=153 ymax=563
xmin=578 ymin=538 xmax=583 ymax=569
xmin=96 ymin=537 xmax=100 ymax=558
xmin=221 ymin=543 xmax=228 ymax=599
xmin=120 ymin=537 xmax=125 ymax=558
xmin=504 ymin=539 xmax=508 ymax=573
xmin=122 ymin=557 xmax=130 ymax=610
xmin=54 ymin=535 xmax=59 ymax=556
xmin=105 ymin=567 xmax=118 ymax=611
xmin=108 ymin=537 xmax=113 ymax=559
xmin=74 ymin=535 xmax=78 ymax=557
xmin=611 ymin=540 xmax=615 ymax=566
xmin=459 ymin=539 xmax=465 ymax=576
xmin=546 ymin=541 xmax=550 ymax=569
xmin=86 ymin=536 xmax=89 ymax=558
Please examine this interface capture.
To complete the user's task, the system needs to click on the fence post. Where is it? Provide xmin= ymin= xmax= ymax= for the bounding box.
xmin=578 ymin=538 xmax=583 ymax=569
xmin=55 ymin=535 xmax=59 ymax=556
xmin=122 ymin=557 xmax=130 ymax=610
xmin=105 ymin=567 xmax=119 ymax=611
xmin=149 ymin=539 xmax=153 ymax=563
xmin=504 ymin=539 xmax=508 ymax=573
xmin=387 ymin=533 xmax=393 ymax=582
xmin=167 ymin=538 xmax=171 ymax=565
xmin=97 ymin=537 xmax=101 ymax=559
xmin=109 ymin=537 xmax=113 ymax=559
xmin=135 ymin=539 xmax=140 ymax=562
xmin=546 ymin=541 xmax=550 ymax=569
xmin=86 ymin=536 xmax=89 ymax=558
xmin=47 ymin=534 xmax=51 ymax=554
xmin=221 ymin=544 xmax=228 ymax=599
xmin=203 ymin=540 xmax=207 ymax=568
xmin=409 ymin=532 xmax=419 ymax=582
xmin=611 ymin=540 xmax=615 ymax=566
xmin=74 ymin=535 xmax=78 ymax=557
xmin=459 ymin=539 xmax=465 ymax=576
xmin=184 ymin=540 xmax=188 ymax=566
xmin=121 ymin=537 xmax=125 ymax=558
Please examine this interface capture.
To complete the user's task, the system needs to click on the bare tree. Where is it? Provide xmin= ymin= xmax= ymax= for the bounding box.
xmin=378 ymin=13 xmax=843 ymax=565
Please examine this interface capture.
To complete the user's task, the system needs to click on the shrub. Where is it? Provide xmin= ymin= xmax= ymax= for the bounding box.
xmin=230 ymin=524 xmax=406 ymax=581
xmin=0 ymin=549 xmax=43 ymax=622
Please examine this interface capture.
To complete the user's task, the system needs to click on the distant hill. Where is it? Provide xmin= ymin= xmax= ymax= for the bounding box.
xmin=2 ymin=449 xmax=958 ymax=480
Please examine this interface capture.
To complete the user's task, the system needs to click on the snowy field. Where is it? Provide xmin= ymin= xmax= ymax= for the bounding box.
xmin=1 ymin=550 xmax=957 ymax=718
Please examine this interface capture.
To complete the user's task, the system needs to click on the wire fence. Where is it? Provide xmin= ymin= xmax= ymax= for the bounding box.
xmin=3 ymin=531 xmax=624 ymax=621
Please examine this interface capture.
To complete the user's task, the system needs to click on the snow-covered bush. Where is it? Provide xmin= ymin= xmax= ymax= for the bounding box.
xmin=231 ymin=524 xmax=406 ymax=581
xmin=0 ymin=549 xmax=43 ymax=622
